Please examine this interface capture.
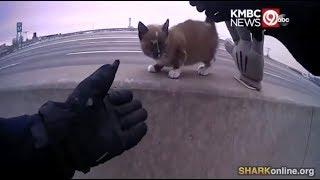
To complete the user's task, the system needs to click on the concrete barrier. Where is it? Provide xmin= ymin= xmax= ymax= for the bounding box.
xmin=0 ymin=64 xmax=319 ymax=178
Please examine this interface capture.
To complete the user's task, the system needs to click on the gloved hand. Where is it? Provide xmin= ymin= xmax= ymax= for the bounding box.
xmin=224 ymin=28 xmax=264 ymax=91
xmin=189 ymin=1 xmax=265 ymax=90
xmin=36 ymin=60 xmax=148 ymax=174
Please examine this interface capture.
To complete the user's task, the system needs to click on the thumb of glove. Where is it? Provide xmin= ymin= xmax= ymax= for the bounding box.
xmin=65 ymin=59 xmax=120 ymax=110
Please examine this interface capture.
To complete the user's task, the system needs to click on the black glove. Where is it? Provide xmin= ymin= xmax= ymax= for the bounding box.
xmin=37 ymin=60 xmax=148 ymax=174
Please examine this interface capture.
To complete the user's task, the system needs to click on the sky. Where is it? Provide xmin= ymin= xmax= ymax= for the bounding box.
xmin=0 ymin=1 xmax=310 ymax=74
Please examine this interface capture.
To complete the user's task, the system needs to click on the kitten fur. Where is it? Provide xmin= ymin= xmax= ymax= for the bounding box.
xmin=138 ymin=19 xmax=218 ymax=79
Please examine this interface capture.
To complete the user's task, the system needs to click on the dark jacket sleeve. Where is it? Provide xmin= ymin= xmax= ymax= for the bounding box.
xmin=0 ymin=114 xmax=75 ymax=178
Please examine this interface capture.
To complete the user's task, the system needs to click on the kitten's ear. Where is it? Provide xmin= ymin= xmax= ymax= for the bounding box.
xmin=162 ymin=19 xmax=169 ymax=36
xmin=138 ymin=21 xmax=149 ymax=40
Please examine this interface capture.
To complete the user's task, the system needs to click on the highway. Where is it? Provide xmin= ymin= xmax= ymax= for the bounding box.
xmin=1 ymin=30 xmax=320 ymax=179
xmin=0 ymin=30 xmax=320 ymax=98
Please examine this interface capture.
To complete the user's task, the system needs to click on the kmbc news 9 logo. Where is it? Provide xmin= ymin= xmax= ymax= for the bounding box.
xmin=230 ymin=8 xmax=290 ymax=28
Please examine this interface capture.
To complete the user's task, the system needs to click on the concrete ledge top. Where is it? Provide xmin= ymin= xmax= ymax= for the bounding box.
xmin=0 ymin=63 xmax=320 ymax=108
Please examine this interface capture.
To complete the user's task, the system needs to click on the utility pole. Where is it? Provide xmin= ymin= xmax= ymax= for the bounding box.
xmin=16 ymin=22 xmax=23 ymax=49
xmin=128 ymin=18 xmax=133 ymax=29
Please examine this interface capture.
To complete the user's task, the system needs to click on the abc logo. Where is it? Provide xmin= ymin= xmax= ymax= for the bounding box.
xmin=262 ymin=8 xmax=289 ymax=28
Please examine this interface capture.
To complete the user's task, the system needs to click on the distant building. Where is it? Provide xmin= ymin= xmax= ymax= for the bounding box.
xmin=12 ymin=38 xmax=17 ymax=47
xmin=0 ymin=44 xmax=12 ymax=57
xmin=32 ymin=32 xmax=39 ymax=42
xmin=0 ymin=44 xmax=6 ymax=55
xmin=32 ymin=32 xmax=37 ymax=39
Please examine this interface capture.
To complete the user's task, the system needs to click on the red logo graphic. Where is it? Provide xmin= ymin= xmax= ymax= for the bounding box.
xmin=262 ymin=8 xmax=280 ymax=28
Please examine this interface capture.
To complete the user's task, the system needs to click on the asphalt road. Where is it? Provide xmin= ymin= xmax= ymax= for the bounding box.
xmin=0 ymin=30 xmax=319 ymax=97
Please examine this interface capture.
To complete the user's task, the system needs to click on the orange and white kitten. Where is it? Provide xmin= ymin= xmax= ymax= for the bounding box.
xmin=138 ymin=19 xmax=218 ymax=79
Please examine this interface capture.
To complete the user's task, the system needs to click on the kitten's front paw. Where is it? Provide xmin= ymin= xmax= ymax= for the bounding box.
xmin=197 ymin=64 xmax=210 ymax=76
xmin=168 ymin=69 xmax=181 ymax=79
xmin=148 ymin=65 xmax=157 ymax=73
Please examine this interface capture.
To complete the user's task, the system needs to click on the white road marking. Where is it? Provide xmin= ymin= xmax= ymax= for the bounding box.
xmin=57 ymin=36 xmax=138 ymax=44
xmin=66 ymin=50 xmax=142 ymax=55
xmin=264 ymin=71 xmax=295 ymax=83
xmin=80 ymin=40 xmax=138 ymax=44
xmin=1 ymin=36 xmax=138 ymax=62
xmin=0 ymin=62 xmax=22 ymax=71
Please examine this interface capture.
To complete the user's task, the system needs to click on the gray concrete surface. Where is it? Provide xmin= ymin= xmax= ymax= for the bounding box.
xmin=0 ymin=30 xmax=319 ymax=178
